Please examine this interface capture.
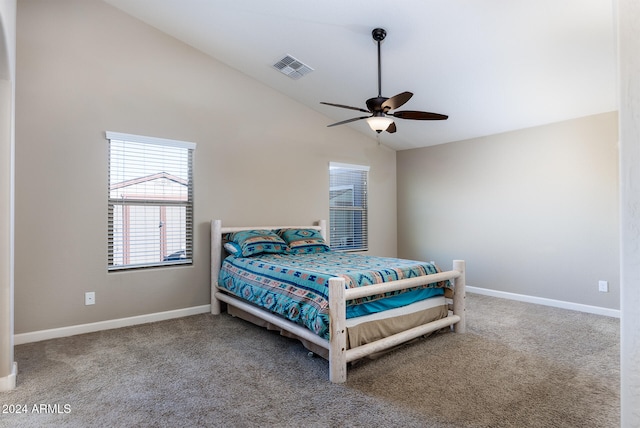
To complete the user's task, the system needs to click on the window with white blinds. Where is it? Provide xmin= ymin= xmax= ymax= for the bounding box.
xmin=106 ymin=132 xmax=196 ymax=270
xmin=329 ymin=162 xmax=369 ymax=251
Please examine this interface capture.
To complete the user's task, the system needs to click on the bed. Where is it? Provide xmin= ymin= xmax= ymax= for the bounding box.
xmin=210 ymin=219 xmax=465 ymax=383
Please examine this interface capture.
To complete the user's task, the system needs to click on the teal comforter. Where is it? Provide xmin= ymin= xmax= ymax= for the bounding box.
xmin=218 ymin=252 xmax=450 ymax=340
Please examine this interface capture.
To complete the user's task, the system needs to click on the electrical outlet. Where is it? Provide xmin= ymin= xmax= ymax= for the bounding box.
xmin=85 ymin=292 xmax=96 ymax=305
xmin=598 ymin=280 xmax=609 ymax=293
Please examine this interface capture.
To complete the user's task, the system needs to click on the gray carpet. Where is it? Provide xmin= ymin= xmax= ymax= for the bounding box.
xmin=0 ymin=294 xmax=619 ymax=427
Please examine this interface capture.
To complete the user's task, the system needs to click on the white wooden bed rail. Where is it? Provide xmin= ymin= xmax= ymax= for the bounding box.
xmin=210 ymin=219 xmax=465 ymax=383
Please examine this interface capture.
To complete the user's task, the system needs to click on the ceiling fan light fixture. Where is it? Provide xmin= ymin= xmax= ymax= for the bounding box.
xmin=366 ymin=116 xmax=394 ymax=133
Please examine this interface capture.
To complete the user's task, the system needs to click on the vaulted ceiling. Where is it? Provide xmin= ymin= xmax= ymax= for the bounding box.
xmin=103 ymin=0 xmax=617 ymax=150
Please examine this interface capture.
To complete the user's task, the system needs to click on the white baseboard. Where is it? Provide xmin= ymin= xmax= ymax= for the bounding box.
xmin=14 ymin=305 xmax=211 ymax=345
xmin=466 ymin=286 xmax=620 ymax=318
xmin=13 ymin=289 xmax=619 ymax=345
xmin=0 ymin=362 xmax=17 ymax=391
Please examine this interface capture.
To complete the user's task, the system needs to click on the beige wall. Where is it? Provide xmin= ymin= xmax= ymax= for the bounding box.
xmin=14 ymin=0 xmax=397 ymax=334
xmin=397 ymin=112 xmax=619 ymax=309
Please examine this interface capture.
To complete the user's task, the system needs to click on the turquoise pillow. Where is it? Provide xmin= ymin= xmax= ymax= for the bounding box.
xmin=229 ymin=230 xmax=288 ymax=257
xmin=278 ymin=228 xmax=331 ymax=254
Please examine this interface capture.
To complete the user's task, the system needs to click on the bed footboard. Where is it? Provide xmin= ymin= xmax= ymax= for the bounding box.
xmin=328 ymin=261 xmax=465 ymax=383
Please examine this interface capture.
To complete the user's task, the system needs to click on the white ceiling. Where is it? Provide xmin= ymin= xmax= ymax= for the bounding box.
xmin=103 ymin=0 xmax=617 ymax=151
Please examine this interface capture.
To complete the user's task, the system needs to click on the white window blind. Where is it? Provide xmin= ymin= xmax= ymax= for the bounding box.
xmin=106 ymin=132 xmax=196 ymax=270
xmin=329 ymin=162 xmax=369 ymax=251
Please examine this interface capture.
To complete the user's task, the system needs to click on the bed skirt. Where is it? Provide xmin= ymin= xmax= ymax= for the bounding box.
xmin=227 ymin=297 xmax=449 ymax=360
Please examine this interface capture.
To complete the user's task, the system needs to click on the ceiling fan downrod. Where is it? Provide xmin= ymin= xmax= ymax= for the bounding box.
xmin=372 ymin=28 xmax=386 ymax=98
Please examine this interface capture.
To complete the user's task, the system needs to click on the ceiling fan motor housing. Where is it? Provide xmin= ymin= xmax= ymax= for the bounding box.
xmin=366 ymin=96 xmax=389 ymax=113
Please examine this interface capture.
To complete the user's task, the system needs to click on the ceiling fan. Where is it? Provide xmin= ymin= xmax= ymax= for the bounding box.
xmin=321 ymin=28 xmax=448 ymax=134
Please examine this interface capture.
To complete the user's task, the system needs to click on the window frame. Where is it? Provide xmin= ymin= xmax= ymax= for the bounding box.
xmin=329 ymin=162 xmax=369 ymax=252
xmin=106 ymin=131 xmax=196 ymax=271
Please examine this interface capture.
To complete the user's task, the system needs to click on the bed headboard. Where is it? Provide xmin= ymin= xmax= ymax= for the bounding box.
xmin=210 ymin=219 xmax=327 ymax=314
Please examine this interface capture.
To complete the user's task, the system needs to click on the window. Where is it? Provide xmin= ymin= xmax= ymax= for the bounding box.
xmin=329 ymin=162 xmax=369 ymax=251
xmin=106 ymin=132 xmax=196 ymax=270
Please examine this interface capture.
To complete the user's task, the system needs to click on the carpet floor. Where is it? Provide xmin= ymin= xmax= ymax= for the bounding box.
xmin=0 ymin=293 xmax=619 ymax=427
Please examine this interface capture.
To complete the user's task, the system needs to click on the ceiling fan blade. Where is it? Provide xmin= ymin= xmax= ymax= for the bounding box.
xmin=327 ymin=116 xmax=370 ymax=127
xmin=393 ymin=110 xmax=448 ymax=120
xmin=381 ymin=91 xmax=413 ymax=111
xmin=320 ymin=102 xmax=370 ymax=113
xmin=385 ymin=122 xmax=397 ymax=133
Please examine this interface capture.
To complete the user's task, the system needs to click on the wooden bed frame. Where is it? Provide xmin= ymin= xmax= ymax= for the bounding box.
xmin=210 ymin=219 xmax=466 ymax=383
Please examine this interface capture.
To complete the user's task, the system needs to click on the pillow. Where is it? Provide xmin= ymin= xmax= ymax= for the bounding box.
xmin=229 ymin=229 xmax=288 ymax=257
xmin=279 ymin=228 xmax=331 ymax=254
xmin=223 ymin=241 xmax=242 ymax=257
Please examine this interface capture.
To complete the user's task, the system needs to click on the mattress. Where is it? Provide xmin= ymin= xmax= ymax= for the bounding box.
xmin=217 ymin=251 xmax=451 ymax=340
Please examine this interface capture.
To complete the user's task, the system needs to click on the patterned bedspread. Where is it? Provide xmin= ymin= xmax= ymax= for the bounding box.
xmin=218 ymin=252 xmax=451 ymax=340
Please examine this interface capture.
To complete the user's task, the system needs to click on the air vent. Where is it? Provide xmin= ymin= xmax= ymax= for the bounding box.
xmin=272 ymin=55 xmax=314 ymax=80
